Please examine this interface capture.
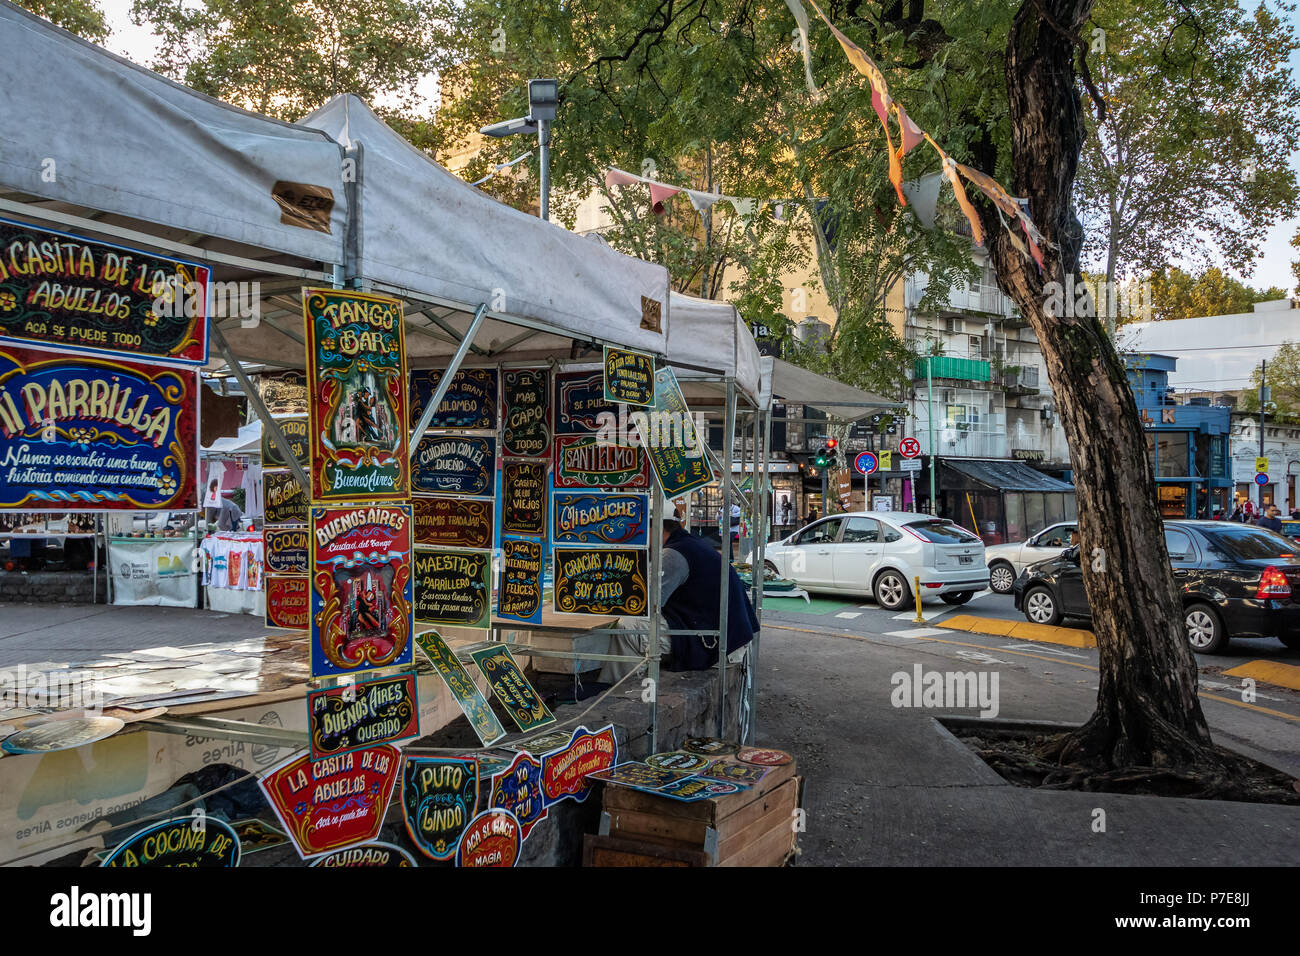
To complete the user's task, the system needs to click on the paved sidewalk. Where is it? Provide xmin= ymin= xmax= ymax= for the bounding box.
xmin=756 ymin=622 xmax=1300 ymax=866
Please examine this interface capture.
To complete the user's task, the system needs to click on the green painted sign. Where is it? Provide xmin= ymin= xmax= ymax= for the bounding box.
xmin=414 ymin=630 xmax=506 ymax=747
xmin=468 ymin=644 xmax=556 ymax=733
xmin=645 ymin=366 xmax=714 ymax=498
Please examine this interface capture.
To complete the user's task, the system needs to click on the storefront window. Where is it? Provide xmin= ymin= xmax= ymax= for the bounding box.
xmin=1044 ymin=493 xmax=1064 ymax=527
xmin=1210 ymin=436 xmax=1227 ymax=477
xmin=1063 ymin=494 xmax=1078 ymax=520
xmin=1158 ymin=484 xmax=1187 ymax=517
xmin=1005 ymin=493 xmax=1025 ymax=542
xmin=1024 ymin=493 xmax=1045 ymax=537
xmin=1156 ymin=432 xmax=1190 ymax=477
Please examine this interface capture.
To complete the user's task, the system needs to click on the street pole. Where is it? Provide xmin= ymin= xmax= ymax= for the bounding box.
xmin=538 ymin=118 xmax=550 ymax=222
xmin=1259 ymin=359 xmax=1267 ymax=512
xmin=927 ymin=356 xmax=937 ymax=516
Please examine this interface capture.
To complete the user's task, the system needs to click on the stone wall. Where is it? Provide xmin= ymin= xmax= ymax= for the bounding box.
xmin=0 ymin=570 xmax=104 ymax=605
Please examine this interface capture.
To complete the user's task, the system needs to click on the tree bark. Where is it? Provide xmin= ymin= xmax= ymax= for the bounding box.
xmin=978 ymin=0 xmax=1222 ymax=769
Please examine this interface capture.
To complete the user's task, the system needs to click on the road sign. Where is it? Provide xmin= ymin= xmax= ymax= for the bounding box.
xmin=1256 ymin=456 xmax=1269 ymax=473
xmin=878 ymin=450 xmax=892 ymax=471
xmin=899 ymin=437 xmax=921 ymax=459
xmin=854 ymin=451 xmax=878 ymax=476
xmin=1255 ymin=472 xmax=1269 ymax=486
xmin=899 ymin=458 xmax=922 ymax=472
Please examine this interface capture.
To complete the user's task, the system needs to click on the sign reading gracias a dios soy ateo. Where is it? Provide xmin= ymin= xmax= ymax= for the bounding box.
xmin=553 ymin=547 xmax=649 ymax=617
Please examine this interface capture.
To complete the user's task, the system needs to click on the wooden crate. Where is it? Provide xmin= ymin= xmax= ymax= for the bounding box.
xmin=586 ymin=759 xmax=801 ymax=867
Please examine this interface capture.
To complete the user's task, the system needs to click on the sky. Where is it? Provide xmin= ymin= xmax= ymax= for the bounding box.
xmin=89 ymin=0 xmax=1300 ymax=293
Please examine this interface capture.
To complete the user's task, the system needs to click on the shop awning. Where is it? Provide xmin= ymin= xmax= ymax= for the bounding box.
xmin=666 ymin=292 xmax=762 ymax=405
xmin=941 ymin=458 xmax=1074 ymax=492
xmin=759 ymin=356 xmax=897 ymax=420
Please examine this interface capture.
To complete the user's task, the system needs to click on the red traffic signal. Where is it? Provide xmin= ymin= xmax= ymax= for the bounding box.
xmin=826 ymin=438 xmax=838 ymax=450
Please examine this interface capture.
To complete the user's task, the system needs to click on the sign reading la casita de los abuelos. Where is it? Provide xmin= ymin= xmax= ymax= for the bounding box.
xmin=303 ymin=287 xmax=408 ymax=501
xmin=0 ymin=343 xmax=199 ymax=510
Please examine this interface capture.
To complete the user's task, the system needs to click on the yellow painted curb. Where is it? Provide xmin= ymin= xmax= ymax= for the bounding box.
xmin=939 ymin=614 xmax=1096 ymax=648
xmin=1223 ymin=660 xmax=1300 ymax=692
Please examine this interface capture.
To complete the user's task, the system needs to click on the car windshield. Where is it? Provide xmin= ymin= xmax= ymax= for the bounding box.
xmin=905 ymin=520 xmax=981 ymax=543
xmin=1201 ymin=527 xmax=1299 ymax=561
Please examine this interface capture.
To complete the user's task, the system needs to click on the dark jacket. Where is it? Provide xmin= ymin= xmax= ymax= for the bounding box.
xmin=661 ymin=529 xmax=758 ymax=671
xmin=1259 ymin=515 xmax=1284 ymax=533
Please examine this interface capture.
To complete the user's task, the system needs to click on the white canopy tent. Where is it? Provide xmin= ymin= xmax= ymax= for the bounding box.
xmin=666 ymin=292 xmax=762 ymax=405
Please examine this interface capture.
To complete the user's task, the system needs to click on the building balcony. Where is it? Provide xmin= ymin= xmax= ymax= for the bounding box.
xmin=914 ymin=356 xmax=992 ymax=384
xmin=1000 ymin=366 xmax=1040 ymax=395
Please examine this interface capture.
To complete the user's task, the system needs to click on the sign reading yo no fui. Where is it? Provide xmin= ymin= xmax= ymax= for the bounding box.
xmin=603 ymin=346 xmax=655 ymax=406
xmin=553 ymin=547 xmax=648 ymax=617
xmin=0 ymin=344 xmax=199 ymax=510
xmin=303 ymin=288 xmax=408 ymax=502
xmin=0 ymin=217 xmax=210 ymax=365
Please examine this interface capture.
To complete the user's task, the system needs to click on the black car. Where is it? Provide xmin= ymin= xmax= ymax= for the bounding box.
xmin=1012 ymin=521 xmax=1300 ymax=654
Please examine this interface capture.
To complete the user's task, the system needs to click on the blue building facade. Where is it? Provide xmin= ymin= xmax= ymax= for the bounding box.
xmin=1123 ymin=353 xmax=1233 ymax=518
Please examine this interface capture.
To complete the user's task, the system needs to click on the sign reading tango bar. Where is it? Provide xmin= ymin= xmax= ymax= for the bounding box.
xmin=0 ymin=344 xmax=199 ymax=510
xmin=304 ymin=287 xmax=408 ymax=501
xmin=0 ymin=217 xmax=211 ymax=365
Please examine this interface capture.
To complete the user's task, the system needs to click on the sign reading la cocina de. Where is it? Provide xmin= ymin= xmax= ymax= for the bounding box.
xmin=308 ymin=669 xmax=419 ymax=759
xmin=501 ymin=367 xmax=551 ymax=456
xmin=552 ymin=492 xmax=648 ymax=546
xmin=409 ymin=367 xmax=498 ymax=429
xmin=264 ymin=526 xmax=309 ymax=574
xmin=303 ymin=287 xmax=408 ymax=501
xmin=553 ymin=547 xmax=648 ymax=616
xmin=310 ymin=504 xmax=413 ymax=679
xmin=101 ymin=817 xmax=240 ymax=868
xmin=0 ymin=344 xmax=199 ymax=510
xmin=0 ymin=217 xmax=211 ymax=365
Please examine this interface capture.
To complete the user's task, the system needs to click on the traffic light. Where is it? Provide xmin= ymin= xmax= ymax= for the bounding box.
xmin=814 ymin=438 xmax=838 ymax=468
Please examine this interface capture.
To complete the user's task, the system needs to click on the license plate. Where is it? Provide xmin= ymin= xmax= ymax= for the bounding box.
xmin=958 ymin=555 xmax=973 ymax=565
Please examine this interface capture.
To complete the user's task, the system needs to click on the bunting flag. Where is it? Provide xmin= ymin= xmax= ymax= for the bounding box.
xmin=901 ymin=172 xmax=943 ymax=230
xmin=648 ymin=182 xmax=681 ymax=215
xmin=468 ymin=149 xmax=534 ymax=187
xmin=603 ymin=165 xmax=804 ymax=224
xmin=783 ymin=0 xmax=823 ymax=100
xmin=686 ymin=188 xmax=725 ymax=213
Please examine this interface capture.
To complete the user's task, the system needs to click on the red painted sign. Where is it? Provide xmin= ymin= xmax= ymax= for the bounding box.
xmin=265 ymin=574 xmax=309 ymax=629
xmin=540 ymin=724 xmax=618 ymax=805
xmin=456 ymin=809 xmax=521 ymax=867
xmin=258 ymin=744 xmax=401 ymax=860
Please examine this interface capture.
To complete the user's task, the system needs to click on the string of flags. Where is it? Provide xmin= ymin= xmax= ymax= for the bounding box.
xmin=603 ymin=166 xmax=801 ymax=225
xmin=470 ymin=148 xmax=535 ymax=187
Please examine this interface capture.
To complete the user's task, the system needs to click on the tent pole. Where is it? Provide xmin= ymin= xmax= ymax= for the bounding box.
xmin=717 ymin=377 xmax=735 ymax=737
xmin=647 ymin=486 xmax=663 ymax=754
xmin=211 ymin=323 xmax=311 ymax=494
xmin=407 ymin=304 xmax=488 ymax=458
xmin=752 ymin=404 xmax=772 ymax=745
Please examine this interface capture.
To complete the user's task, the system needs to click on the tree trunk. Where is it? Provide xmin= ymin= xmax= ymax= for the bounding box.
xmin=979 ymin=0 xmax=1222 ymax=769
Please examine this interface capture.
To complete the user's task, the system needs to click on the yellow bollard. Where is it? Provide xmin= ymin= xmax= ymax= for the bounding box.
xmin=913 ymin=576 xmax=924 ymax=623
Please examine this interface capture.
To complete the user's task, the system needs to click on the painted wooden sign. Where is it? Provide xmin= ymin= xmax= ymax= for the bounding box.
xmin=501 ymin=367 xmax=551 ymax=457
xmin=639 ymin=776 xmax=747 ymax=802
xmin=644 ymin=366 xmax=714 ymax=497
xmin=555 ymin=369 xmax=616 ymax=434
xmin=737 ymin=747 xmax=794 ymax=767
xmin=553 ymin=547 xmax=649 ymax=617
xmin=0 ymin=216 xmax=211 ymax=365
xmin=308 ymin=669 xmax=419 ymax=759
xmin=413 ymin=547 xmax=491 ymax=629
xmin=456 ymin=809 xmax=521 ymax=867
xmin=412 ymin=434 xmax=495 ymax=496
xmin=700 ymin=761 xmax=769 ymax=785
xmin=101 ymin=817 xmax=240 ymax=867
xmin=586 ymin=762 xmax=694 ymax=790
xmin=258 ymin=745 xmax=401 ymax=860
xmin=552 ymin=491 xmax=648 ymax=546
xmin=497 ymin=537 xmax=543 ymax=625
xmin=309 ymin=504 xmax=414 ymax=679
xmin=264 ymin=526 xmax=309 ymax=574
xmin=303 ymin=287 xmax=408 ymax=501
xmin=501 ymin=460 xmax=547 ymax=536
xmin=468 ymin=644 xmax=556 ymax=733
xmin=603 ymin=345 xmax=655 ymax=406
xmin=489 ymin=750 xmax=548 ymax=839
xmin=412 ymin=494 xmax=493 ymax=548
xmin=401 ymin=756 xmax=479 ymax=861
xmin=409 ymin=367 xmax=498 ymax=430
xmin=265 ymin=574 xmax=309 ymax=630
xmin=0 ymin=344 xmax=199 ymax=510
xmin=540 ymin=724 xmax=619 ymax=806
xmin=263 ymin=469 xmax=308 ymax=525
xmin=260 ymin=416 xmax=309 ymax=468
xmin=645 ymin=751 xmax=713 ymax=773
xmin=681 ymin=737 xmax=738 ymax=757
xmin=413 ymin=630 xmax=506 ymax=746
xmin=258 ymin=369 xmax=309 ymax=415
xmin=553 ymin=435 xmax=650 ymax=489
xmin=309 ymin=842 xmax=417 ymax=867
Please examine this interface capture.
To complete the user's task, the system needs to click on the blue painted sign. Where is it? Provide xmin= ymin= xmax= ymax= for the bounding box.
xmin=102 ymin=816 xmax=240 ymax=867
xmin=412 ymin=434 xmax=495 ymax=495
xmin=490 ymin=750 xmax=548 ymax=840
xmin=410 ymin=368 xmax=498 ymax=430
xmin=555 ymin=369 xmax=617 ymax=434
xmin=552 ymin=491 xmax=649 ymax=546
xmin=854 ymin=451 xmax=878 ymax=476
xmin=498 ymin=536 xmax=544 ymax=625
xmin=1255 ymin=472 xmax=1269 ymax=486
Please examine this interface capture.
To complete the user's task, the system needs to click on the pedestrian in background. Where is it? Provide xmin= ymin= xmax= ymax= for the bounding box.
xmin=1259 ymin=505 xmax=1284 ymax=533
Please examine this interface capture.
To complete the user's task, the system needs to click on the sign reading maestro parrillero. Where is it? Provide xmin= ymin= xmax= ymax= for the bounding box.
xmin=303 ymin=288 xmax=409 ymax=501
xmin=0 ymin=343 xmax=199 ymax=510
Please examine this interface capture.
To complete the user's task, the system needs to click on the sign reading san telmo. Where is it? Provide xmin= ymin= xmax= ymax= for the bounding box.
xmin=308 ymin=669 xmax=419 ymax=759
xmin=553 ymin=435 xmax=650 ymax=489
xmin=552 ymin=492 xmax=648 ymax=546
xmin=409 ymin=367 xmax=498 ymax=429
xmin=303 ymin=287 xmax=409 ymax=501
xmin=603 ymin=346 xmax=655 ymax=406
xmin=554 ymin=547 xmax=648 ymax=616
xmin=0 ymin=344 xmax=199 ymax=510
xmin=310 ymin=504 xmax=414 ymax=679
xmin=0 ymin=217 xmax=211 ymax=365
xmin=412 ymin=434 xmax=495 ymax=495
xmin=501 ymin=367 xmax=551 ymax=456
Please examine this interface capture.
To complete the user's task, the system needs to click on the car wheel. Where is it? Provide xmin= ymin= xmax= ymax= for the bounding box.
xmin=874 ymin=570 xmax=911 ymax=611
xmin=940 ymin=591 xmax=974 ymax=606
xmin=763 ymin=559 xmax=782 ymax=577
xmin=1023 ymin=586 xmax=1061 ymax=625
xmin=988 ymin=561 xmax=1017 ymax=594
xmin=1184 ymin=603 xmax=1227 ymax=655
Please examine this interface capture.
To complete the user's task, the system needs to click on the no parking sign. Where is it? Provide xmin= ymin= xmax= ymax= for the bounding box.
xmin=854 ymin=452 xmax=878 ymax=476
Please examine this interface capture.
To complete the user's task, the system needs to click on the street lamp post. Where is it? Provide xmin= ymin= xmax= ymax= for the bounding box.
xmin=927 ymin=355 xmax=937 ymax=516
xmin=479 ymin=78 xmax=558 ymax=221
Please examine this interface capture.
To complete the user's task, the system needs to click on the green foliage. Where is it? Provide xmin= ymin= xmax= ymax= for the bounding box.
xmin=1144 ymin=266 xmax=1286 ymax=322
xmin=1241 ymin=340 xmax=1300 ymax=422
xmin=14 ymin=0 xmax=110 ymax=41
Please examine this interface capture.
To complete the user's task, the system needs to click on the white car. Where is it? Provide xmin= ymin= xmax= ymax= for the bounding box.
xmin=984 ymin=521 xmax=1078 ymax=594
xmin=759 ymin=511 xmax=989 ymax=610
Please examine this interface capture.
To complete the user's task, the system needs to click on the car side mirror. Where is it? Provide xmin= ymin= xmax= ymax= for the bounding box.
xmin=1064 ymin=545 xmax=1081 ymax=564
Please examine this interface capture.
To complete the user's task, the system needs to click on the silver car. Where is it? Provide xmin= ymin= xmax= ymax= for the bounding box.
xmin=984 ymin=521 xmax=1077 ymax=594
xmin=760 ymin=511 xmax=989 ymax=610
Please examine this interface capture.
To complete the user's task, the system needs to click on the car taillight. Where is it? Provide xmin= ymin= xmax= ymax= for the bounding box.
xmin=1256 ymin=566 xmax=1292 ymax=600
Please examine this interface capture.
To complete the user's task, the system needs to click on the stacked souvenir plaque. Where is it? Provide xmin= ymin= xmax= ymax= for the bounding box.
xmin=261 ymin=392 xmax=311 ymax=629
